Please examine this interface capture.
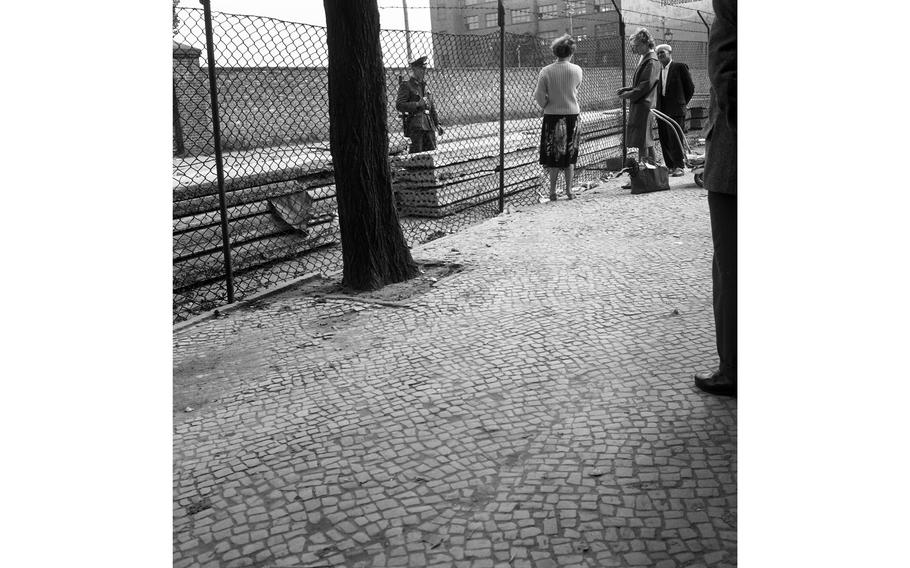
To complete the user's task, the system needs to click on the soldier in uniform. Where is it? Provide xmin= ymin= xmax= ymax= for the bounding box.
xmin=395 ymin=56 xmax=444 ymax=153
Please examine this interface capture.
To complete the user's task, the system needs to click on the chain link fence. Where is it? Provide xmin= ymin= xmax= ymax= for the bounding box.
xmin=173 ymin=5 xmax=711 ymax=323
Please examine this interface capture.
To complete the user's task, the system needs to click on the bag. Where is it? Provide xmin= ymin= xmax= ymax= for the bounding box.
xmin=630 ymin=164 xmax=671 ymax=194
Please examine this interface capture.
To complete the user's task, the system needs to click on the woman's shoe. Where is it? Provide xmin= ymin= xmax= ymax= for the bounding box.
xmin=549 ymin=193 xmax=558 ymax=201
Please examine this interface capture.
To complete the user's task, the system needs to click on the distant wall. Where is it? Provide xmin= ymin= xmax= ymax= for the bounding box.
xmin=174 ymin=49 xmax=710 ymax=155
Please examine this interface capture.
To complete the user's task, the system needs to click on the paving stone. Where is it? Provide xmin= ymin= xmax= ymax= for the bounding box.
xmin=287 ymin=535 xmax=306 ymax=553
xmin=173 ymin=183 xmax=736 ymax=567
xmin=543 ymin=518 xmax=558 ymax=535
xmin=624 ymin=552 xmax=653 ymax=566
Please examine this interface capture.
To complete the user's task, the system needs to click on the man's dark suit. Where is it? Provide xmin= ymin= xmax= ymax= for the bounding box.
xmin=704 ymin=0 xmax=737 ymax=384
xmin=657 ymin=60 xmax=695 ymax=170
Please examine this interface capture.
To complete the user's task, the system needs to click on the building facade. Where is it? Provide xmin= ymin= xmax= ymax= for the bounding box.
xmin=428 ymin=1 xmax=624 ymax=67
xmin=429 ymin=1 xmax=622 ymax=43
xmin=425 ymin=1 xmax=712 ymax=68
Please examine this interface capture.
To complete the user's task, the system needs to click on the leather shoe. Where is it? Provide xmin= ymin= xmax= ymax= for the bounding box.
xmin=670 ymin=168 xmax=684 ymax=177
xmin=621 ymin=182 xmax=632 ymax=189
xmin=694 ymin=371 xmax=737 ymax=397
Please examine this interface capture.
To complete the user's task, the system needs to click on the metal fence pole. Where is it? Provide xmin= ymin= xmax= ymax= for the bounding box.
xmin=696 ymin=10 xmax=711 ymax=69
xmin=173 ymin=84 xmax=186 ymax=156
xmin=498 ymin=1 xmax=505 ymax=213
xmin=200 ymin=0 xmax=235 ymax=303
xmin=611 ymin=0 xmax=626 ymax=165
xmin=402 ymin=0 xmax=413 ymax=62
xmin=696 ymin=10 xmax=711 ymax=35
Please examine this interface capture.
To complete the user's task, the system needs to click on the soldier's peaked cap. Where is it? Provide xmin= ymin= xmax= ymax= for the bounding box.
xmin=409 ymin=56 xmax=428 ymax=68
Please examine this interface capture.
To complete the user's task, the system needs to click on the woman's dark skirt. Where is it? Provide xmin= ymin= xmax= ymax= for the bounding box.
xmin=539 ymin=114 xmax=581 ymax=168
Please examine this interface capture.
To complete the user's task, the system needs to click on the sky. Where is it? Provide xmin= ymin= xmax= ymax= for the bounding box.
xmin=177 ymin=0 xmax=433 ymax=31
xmin=176 ymin=0 xmax=437 ymax=67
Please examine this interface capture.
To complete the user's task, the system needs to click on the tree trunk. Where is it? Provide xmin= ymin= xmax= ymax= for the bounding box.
xmin=323 ymin=0 xmax=419 ymax=290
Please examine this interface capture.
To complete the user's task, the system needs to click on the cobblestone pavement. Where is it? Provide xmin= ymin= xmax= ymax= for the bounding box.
xmin=173 ymin=175 xmax=737 ymax=568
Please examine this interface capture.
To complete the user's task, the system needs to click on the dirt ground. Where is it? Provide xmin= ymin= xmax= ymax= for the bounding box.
xmin=278 ymin=260 xmax=465 ymax=305
xmin=172 ymin=261 xmax=463 ymax=425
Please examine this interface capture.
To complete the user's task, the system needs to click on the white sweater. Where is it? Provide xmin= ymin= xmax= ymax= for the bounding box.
xmin=533 ymin=60 xmax=583 ymax=115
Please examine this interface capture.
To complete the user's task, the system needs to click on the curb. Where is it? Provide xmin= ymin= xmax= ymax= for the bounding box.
xmin=173 ymin=272 xmax=323 ymax=335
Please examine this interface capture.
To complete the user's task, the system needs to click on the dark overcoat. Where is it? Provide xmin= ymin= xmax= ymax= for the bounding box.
xmin=395 ymin=77 xmax=440 ymax=136
xmin=625 ymin=51 xmax=661 ymax=150
xmin=704 ymin=0 xmax=737 ymax=195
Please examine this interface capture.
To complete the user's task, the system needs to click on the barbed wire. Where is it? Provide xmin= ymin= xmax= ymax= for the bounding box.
xmin=176 ymin=4 xmax=712 ymax=36
xmin=636 ymin=0 xmax=716 ymax=17
xmin=174 ymin=6 xmax=321 ymax=30
xmin=618 ymin=8 xmax=714 ymax=24
xmin=376 ymin=3 xmax=713 ymax=27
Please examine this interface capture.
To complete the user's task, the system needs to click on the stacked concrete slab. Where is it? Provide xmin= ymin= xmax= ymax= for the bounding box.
xmin=391 ymin=111 xmax=624 ymax=217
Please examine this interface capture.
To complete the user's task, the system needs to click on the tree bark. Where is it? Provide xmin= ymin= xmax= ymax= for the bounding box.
xmin=323 ymin=0 xmax=419 ymax=290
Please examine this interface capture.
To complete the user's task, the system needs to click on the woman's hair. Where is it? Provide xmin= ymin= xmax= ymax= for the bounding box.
xmin=629 ymin=28 xmax=655 ymax=49
xmin=551 ymin=34 xmax=577 ymax=58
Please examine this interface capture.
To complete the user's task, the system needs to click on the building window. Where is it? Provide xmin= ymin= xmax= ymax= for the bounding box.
xmin=574 ymin=27 xmax=586 ymax=37
xmin=465 ymin=15 xmax=480 ymax=30
xmin=540 ymin=30 xmax=560 ymax=43
xmin=593 ymin=0 xmax=610 ymax=12
xmin=485 ymin=13 xmax=498 ymax=27
xmin=539 ymin=4 xmax=558 ymax=20
xmin=512 ymin=9 xmax=532 ymax=24
xmin=595 ymin=23 xmax=617 ymax=36
xmin=568 ymin=1 xmax=588 ymax=15
xmin=465 ymin=0 xmax=484 ymax=6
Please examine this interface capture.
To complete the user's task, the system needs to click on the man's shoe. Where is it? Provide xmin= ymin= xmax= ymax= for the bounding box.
xmin=694 ymin=371 xmax=737 ymax=397
xmin=670 ymin=168 xmax=684 ymax=177
xmin=621 ymin=182 xmax=632 ymax=189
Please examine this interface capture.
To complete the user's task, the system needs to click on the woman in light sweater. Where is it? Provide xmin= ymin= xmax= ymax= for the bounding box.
xmin=533 ymin=34 xmax=584 ymax=201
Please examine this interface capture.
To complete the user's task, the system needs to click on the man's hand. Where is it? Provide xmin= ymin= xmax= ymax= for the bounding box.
xmin=437 ymin=127 xmax=445 ymax=136
xmin=417 ymin=98 xmax=427 ymax=111
xmin=616 ymin=87 xmax=631 ymax=97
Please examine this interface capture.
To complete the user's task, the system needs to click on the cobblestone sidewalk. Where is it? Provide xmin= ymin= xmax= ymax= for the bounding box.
xmin=173 ymin=175 xmax=737 ymax=568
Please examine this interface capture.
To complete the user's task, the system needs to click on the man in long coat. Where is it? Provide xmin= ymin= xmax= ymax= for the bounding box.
xmin=395 ymin=56 xmax=444 ymax=153
xmin=694 ymin=0 xmax=737 ymax=397
xmin=655 ymin=43 xmax=695 ymax=176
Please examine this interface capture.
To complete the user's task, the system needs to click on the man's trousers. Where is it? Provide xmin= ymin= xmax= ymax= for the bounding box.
xmin=708 ymin=191 xmax=737 ymax=381
xmin=657 ymin=113 xmax=687 ymax=170
xmin=408 ymin=129 xmax=437 ymax=153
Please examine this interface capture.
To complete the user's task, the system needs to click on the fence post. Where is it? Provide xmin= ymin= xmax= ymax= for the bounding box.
xmin=402 ymin=0 xmax=413 ymax=62
xmin=696 ymin=10 xmax=712 ymax=69
xmin=498 ymin=1 xmax=505 ymax=213
xmin=696 ymin=10 xmax=711 ymax=35
xmin=200 ymin=0 xmax=235 ymax=304
xmin=611 ymin=0 xmax=626 ymax=165
xmin=172 ymin=84 xmax=186 ymax=156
